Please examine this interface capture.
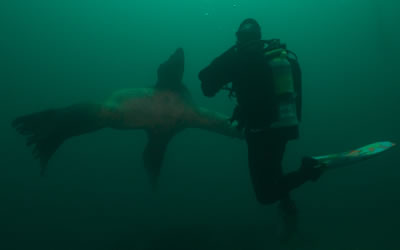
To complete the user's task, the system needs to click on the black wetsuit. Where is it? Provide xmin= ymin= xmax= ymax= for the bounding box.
xmin=199 ymin=40 xmax=316 ymax=205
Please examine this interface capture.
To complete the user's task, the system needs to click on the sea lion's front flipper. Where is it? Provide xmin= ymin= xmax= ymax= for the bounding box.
xmin=143 ymin=131 xmax=174 ymax=190
xmin=187 ymin=107 xmax=244 ymax=140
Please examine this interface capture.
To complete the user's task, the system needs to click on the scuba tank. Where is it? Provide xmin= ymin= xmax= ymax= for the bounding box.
xmin=264 ymin=44 xmax=299 ymax=128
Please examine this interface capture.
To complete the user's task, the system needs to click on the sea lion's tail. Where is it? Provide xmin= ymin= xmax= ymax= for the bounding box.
xmin=12 ymin=103 xmax=106 ymax=174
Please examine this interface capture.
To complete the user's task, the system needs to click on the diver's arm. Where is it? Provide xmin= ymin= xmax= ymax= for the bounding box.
xmin=199 ymin=46 xmax=237 ymax=97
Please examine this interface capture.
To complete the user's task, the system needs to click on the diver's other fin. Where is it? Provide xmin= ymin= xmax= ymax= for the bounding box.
xmin=12 ymin=103 xmax=105 ymax=174
xmin=143 ymin=131 xmax=173 ymax=191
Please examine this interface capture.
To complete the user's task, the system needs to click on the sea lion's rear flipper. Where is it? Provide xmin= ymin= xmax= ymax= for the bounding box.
xmin=143 ymin=131 xmax=174 ymax=191
xmin=12 ymin=103 xmax=106 ymax=174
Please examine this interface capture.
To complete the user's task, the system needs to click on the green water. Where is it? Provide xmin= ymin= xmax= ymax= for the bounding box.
xmin=1 ymin=1 xmax=399 ymax=249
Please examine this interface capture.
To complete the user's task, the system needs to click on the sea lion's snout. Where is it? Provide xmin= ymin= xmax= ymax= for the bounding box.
xmin=157 ymin=48 xmax=184 ymax=84
xmin=173 ymin=48 xmax=184 ymax=60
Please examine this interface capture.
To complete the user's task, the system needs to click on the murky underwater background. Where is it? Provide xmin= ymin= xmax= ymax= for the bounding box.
xmin=1 ymin=0 xmax=399 ymax=249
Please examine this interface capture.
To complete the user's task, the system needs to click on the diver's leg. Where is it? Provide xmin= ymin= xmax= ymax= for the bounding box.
xmin=278 ymin=194 xmax=298 ymax=242
xmin=246 ymin=129 xmax=324 ymax=242
xmin=246 ymin=129 xmax=323 ymax=204
xmin=12 ymin=103 xmax=111 ymax=174
xmin=246 ymin=129 xmax=298 ymax=240
xmin=246 ymin=129 xmax=288 ymax=204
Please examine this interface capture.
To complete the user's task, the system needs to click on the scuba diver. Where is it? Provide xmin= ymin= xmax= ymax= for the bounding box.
xmin=198 ymin=18 xmax=325 ymax=240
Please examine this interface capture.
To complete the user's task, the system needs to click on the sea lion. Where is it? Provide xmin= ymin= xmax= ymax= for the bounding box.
xmin=12 ymin=48 xmax=242 ymax=189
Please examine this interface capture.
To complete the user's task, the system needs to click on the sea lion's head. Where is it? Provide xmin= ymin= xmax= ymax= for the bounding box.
xmin=157 ymin=48 xmax=184 ymax=88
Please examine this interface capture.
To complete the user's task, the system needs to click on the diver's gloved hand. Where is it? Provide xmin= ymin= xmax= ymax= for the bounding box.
xmin=300 ymin=157 xmax=326 ymax=182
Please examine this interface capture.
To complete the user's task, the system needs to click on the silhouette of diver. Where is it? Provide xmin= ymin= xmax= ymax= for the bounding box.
xmin=198 ymin=19 xmax=324 ymax=241
xmin=12 ymin=48 xmax=243 ymax=189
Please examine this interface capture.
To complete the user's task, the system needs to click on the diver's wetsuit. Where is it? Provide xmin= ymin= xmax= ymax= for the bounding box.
xmin=199 ymin=40 xmax=319 ymax=205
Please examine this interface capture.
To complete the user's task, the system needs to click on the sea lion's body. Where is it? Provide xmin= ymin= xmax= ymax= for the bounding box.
xmin=105 ymin=87 xmax=191 ymax=130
